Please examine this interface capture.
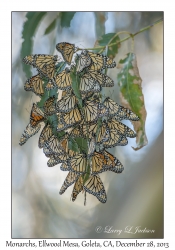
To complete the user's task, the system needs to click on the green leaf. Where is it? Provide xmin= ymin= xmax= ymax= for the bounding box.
xmin=94 ymin=33 xmax=120 ymax=58
xmin=55 ymin=61 xmax=67 ymax=74
xmin=117 ymin=53 xmax=148 ymax=150
xmin=73 ymin=137 xmax=88 ymax=154
xmin=44 ymin=18 xmax=57 ymax=35
xmin=68 ymin=137 xmax=80 ymax=153
xmin=70 ymin=68 xmax=82 ymax=107
xmin=21 ymin=12 xmax=47 ymax=78
xmin=60 ymin=12 xmax=76 ymax=28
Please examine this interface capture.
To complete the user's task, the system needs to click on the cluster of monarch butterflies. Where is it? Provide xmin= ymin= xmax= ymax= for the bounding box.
xmin=19 ymin=42 xmax=139 ymax=205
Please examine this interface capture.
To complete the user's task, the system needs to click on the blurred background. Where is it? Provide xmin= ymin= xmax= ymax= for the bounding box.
xmin=12 ymin=12 xmax=163 ymax=238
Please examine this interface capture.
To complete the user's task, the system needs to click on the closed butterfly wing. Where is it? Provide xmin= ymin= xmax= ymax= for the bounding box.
xmin=43 ymin=96 xmax=56 ymax=116
xmin=103 ymin=150 xmax=124 ymax=173
xmin=103 ymin=97 xmax=139 ymax=121
xmin=19 ymin=123 xmax=41 ymax=146
xmin=107 ymin=118 xmax=136 ymax=138
xmin=61 ymin=107 xmax=82 ymax=127
xmin=59 ymin=171 xmax=80 ymax=195
xmin=30 ymin=103 xmax=45 ymax=127
xmin=83 ymin=175 xmax=107 ymax=203
xmin=68 ymin=153 xmax=87 ymax=174
xmin=70 ymin=125 xmax=84 ymax=138
xmin=47 ymin=156 xmax=61 ymax=167
xmin=38 ymin=123 xmax=53 ymax=148
xmin=23 ymin=55 xmax=36 ymax=66
xmin=88 ymin=51 xmax=116 ymax=71
xmin=103 ymin=129 xmax=128 ymax=148
xmin=72 ymin=175 xmax=84 ymax=201
xmin=43 ymin=145 xmax=54 ymax=158
xmin=96 ymin=122 xmax=110 ymax=144
xmin=81 ymin=122 xmax=98 ymax=139
xmin=54 ymin=68 xmax=72 ymax=90
xmin=60 ymin=162 xmax=70 ymax=171
xmin=24 ymin=74 xmax=44 ymax=96
xmin=56 ymin=42 xmax=75 ymax=65
xmin=83 ymin=100 xmax=102 ymax=123
xmin=56 ymin=93 xmax=77 ymax=113
xmin=34 ymin=54 xmax=58 ymax=79
xmin=91 ymin=151 xmax=107 ymax=174
xmin=59 ymin=133 xmax=69 ymax=153
xmin=88 ymin=70 xmax=114 ymax=87
xmin=117 ymin=106 xmax=140 ymax=121
xmin=79 ymin=73 xmax=100 ymax=93
xmin=76 ymin=50 xmax=92 ymax=73
xmin=45 ymin=135 xmax=65 ymax=155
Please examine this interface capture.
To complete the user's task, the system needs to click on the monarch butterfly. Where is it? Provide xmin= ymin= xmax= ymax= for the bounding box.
xmin=59 ymin=150 xmax=82 ymax=170
xmin=23 ymin=54 xmax=58 ymax=79
xmin=82 ymin=100 xmax=107 ymax=123
xmin=54 ymin=68 xmax=72 ymax=90
xmin=47 ymin=156 xmax=61 ymax=167
xmin=91 ymin=150 xmax=123 ymax=174
xmin=103 ymin=97 xmax=139 ymax=121
xmin=59 ymin=171 xmax=80 ymax=195
xmin=87 ymin=51 xmax=116 ymax=71
xmin=56 ymin=42 xmax=75 ymax=65
xmin=103 ymin=129 xmax=128 ymax=148
xmin=88 ymin=70 xmax=114 ymax=87
xmin=72 ymin=175 xmax=84 ymax=202
xmin=81 ymin=91 xmax=94 ymax=100
xmin=96 ymin=122 xmax=110 ymax=144
xmin=38 ymin=123 xmax=53 ymax=148
xmin=19 ymin=123 xmax=41 ymax=146
xmin=80 ymin=121 xmax=98 ymax=139
xmin=83 ymin=175 xmax=107 ymax=203
xmin=44 ymin=135 xmax=65 ymax=155
xmin=43 ymin=96 xmax=57 ymax=116
xmin=60 ymin=162 xmax=70 ymax=171
xmin=106 ymin=118 xmax=136 ymax=138
xmin=24 ymin=74 xmax=44 ymax=96
xmin=103 ymin=150 xmax=124 ymax=173
xmin=68 ymin=153 xmax=87 ymax=174
xmin=69 ymin=125 xmax=84 ymax=138
xmin=56 ymin=92 xmax=77 ymax=113
xmin=76 ymin=50 xmax=92 ymax=73
xmin=79 ymin=73 xmax=101 ymax=93
xmin=58 ymin=107 xmax=82 ymax=129
xmin=91 ymin=151 xmax=107 ymax=174
xmin=59 ymin=133 xmax=69 ymax=153
xmin=30 ymin=103 xmax=45 ymax=127
xmin=43 ymin=145 xmax=54 ymax=158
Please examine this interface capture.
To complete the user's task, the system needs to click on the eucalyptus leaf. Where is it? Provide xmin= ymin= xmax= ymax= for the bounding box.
xmin=68 ymin=138 xmax=80 ymax=153
xmin=73 ymin=137 xmax=88 ymax=154
xmin=117 ymin=53 xmax=148 ymax=150
xmin=60 ymin=12 xmax=76 ymax=28
xmin=44 ymin=18 xmax=57 ymax=35
xmin=21 ymin=12 xmax=47 ymax=78
xmin=70 ymin=69 xmax=82 ymax=107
